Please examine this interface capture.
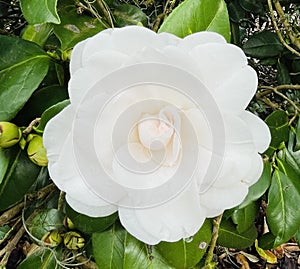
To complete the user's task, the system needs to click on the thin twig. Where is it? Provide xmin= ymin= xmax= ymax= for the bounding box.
xmin=58 ymin=191 xmax=66 ymax=212
xmin=96 ymin=0 xmax=114 ymax=27
xmin=23 ymin=118 xmax=41 ymax=134
xmin=203 ymin=214 xmax=223 ymax=268
xmin=267 ymin=0 xmax=300 ymax=58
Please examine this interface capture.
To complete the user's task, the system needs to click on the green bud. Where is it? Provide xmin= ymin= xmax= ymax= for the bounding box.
xmin=0 ymin=122 xmax=22 ymax=148
xmin=42 ymin=230 xmax=62 ymax=247
xmin=27 ymin=135 xmax=48 ymax=166
xmin=63 ymin=231 xmax=85 ymax=250
xmin=63 ymin=217 xmax=75 ymax=230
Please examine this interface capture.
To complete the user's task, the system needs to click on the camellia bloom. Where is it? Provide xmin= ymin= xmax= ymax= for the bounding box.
xmin=44 ymin=26 xmax=271 ymax=245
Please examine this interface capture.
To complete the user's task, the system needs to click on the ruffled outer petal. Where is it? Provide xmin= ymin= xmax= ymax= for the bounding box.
xmin=119 ymin=180 xmax=206 ymax=245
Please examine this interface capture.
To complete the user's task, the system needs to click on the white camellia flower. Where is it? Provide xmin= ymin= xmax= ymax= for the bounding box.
xmin=43 ymin=26 xmax=271 ymax=245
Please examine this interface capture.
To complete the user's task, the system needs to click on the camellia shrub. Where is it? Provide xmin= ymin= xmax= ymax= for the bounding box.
xmin=0 ymin=0 xmax=300 ymax=268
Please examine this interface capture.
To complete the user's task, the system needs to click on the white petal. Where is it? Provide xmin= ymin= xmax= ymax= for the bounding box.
xmin=243 ymin=152 xmax=264 ymax=186
xmin=69 ymin=50 xmax=129 ymax=105
xmin=179 ymin=31 xmax=226 ymax=51
xmin=70 ymin=39 xmax=87 ymax=75
xmin=119 ymin=180 xmax=206 ymax=244
xmin=189 ymin=43 xmax=256 ymax=111
xmin=66 ymin=194 xmax=117 ymax=217
xmin=240 ymin=111 xmax=271 ymax=153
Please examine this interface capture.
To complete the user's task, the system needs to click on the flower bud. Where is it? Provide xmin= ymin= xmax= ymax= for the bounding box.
xmin=41 ymin=230 xmax=62 ymax=247
xmin=0 ymin=122 xmax=22 ymax=148
xmin=63 ymin=217 xmax=75 ymax=230
xmin=63 ymin=231 xmax=85 ymax=250
xmin=27 ymin=135 xmax=48 ymax=166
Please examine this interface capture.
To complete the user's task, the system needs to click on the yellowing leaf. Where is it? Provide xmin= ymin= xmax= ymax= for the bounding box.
xmin=255 ymin=240 xmax=277 ymax=264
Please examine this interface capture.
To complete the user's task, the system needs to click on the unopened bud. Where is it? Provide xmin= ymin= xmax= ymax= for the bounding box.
xmin=0 ymin=122 xmax=22 ymax=148
xmin=63 ymin=231 xmax=85 ymax=250
xmin=63 ymin=217 xmax=75 ymax=230
xmin=27 ymin=135 xmax=48 ymax=166
xmin=42 ymin=230 xmax=62 ymax=247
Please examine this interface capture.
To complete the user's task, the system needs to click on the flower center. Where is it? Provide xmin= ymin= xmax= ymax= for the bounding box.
xmin=137 ymin=106 xmax=181 ymax=166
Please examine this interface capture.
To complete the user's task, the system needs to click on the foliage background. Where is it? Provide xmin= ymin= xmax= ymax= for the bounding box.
xmin=0 ymin=0 xmax=300 ymax=268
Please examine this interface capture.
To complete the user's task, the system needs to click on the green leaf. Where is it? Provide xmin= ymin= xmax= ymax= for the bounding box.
xmin=22 ymin=24 xmax=54 ymax=47
xmin=0 ymin=36 xmax=50 ymax=121
xmin=93 ymin=223 xmax=174 ymax=269
xmin=266 ymin=168 xmax=300 ymax=247
xmin=158 ymin=0 xmax=230 ymax=41
xmin=29 ymin=209 xmax=65 ymax=239
xmin=239 ymin=162 xmax=271 ymax=208
xmin=258 ymin=232 xmax=276 ymax=250
xmin=218 ymin=219 xmax=257 ymax=248
xmin=35 ymin=100 xmax=70 ymax=133
xmin=155 ymin=219 xmax=212 ymax=268
xmin=0 ymin=225 xmax=10 ymax=240
xmin=53 ymin=5 xmax=106 ymax=51
xmin=0 ymin=147 xmax=43 ymax=211
xmin=239 ymin=0 xmax=265 ymax=14
xmin=227 ymin=0 xmax=246 ymax=23
xmin=65 ymin=204 xmax=118 ymax=234
xmin=14 ymin=85 xmax=68 ymax=126
xmin=277 ymin=60 xmax=291 ymax=85
xmin=265 ymin=110 xmax=289 ymax=154
xmin=20 ymin=0 xmax=60 ymax=24
xmin=243 ymin=31 xmax=284 ymax=59
xmin=113 ymin=4 xmax=148 ymax=27
xmin=93 ymin=222 xmax=126 ymax=269
xmin=18 ymin=248 xmax=59 ymax=269
xmin=232 ymin=202 xmax=259 ymax=233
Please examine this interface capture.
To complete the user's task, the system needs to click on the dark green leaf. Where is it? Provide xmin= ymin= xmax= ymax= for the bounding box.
xmin=239 ymin=0 xmax=265 ymax=14
xmin=265 ymin=110 xmax=289 ymax=153
xmin=243 ymin=31 xmax=284 ymax=59
xmin=158 ymin=0 xmax=230 ymax=41
xmin=18 ymin=248 xmax=58 ymax=269
xmin=20 ymin=0 xmax=60 ymax=24
xmin=266 ymin=168 xmax=300 ymax=247
xmin=35 ymin=100 xmax=70 ymax=133
xmin=29 ymin=209 xmax=65 ymax=239
xmin=277 ymin=61 xmax=291 ymax=85
xmin=0 ymin=36 xmax=50 ymax=121
xmin=14 ymin=85 xmax=68 ymax=126
xmin=239 ymin=162 xmax=271 ymax=208
xmin=0 ymin=147 xmax=43 ymax=211
xmin=113 ymin=4 xmax=147 ymax=27
xmin=65 ymin=204 xmax=118 ymax=234
xmin=155 ymin=219 xmax=212 ymax=268
xmin=218 ymin=219 xmax=257 ymax=248
xmin=93 ymin=222 xmax=126 ymax=269
xmin=258 ymin=232 xmax=276 ymax=250
xmin=22 ymin=24 xmax=54 ymax=47
xmin=227 ymin=0 xmax=246 ymax=23
xmin=232 ymin=202 xmax=259 ymax=233
xmin=294 ymin=227 xmax=300 ymax=247
xmin=53 ymin=5 xmax=106 ymax=51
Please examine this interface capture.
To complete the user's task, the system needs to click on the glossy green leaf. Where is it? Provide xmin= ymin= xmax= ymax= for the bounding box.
xmin=20 ymin=0 xmax=60 ymax=24
xmin=277 ymin=61 xmax=291 ymax=85
xmin=243 ymin=31 xmax=284 ymax=58
xmin=35 ymin=100 xmax=70 ymax=133
xmin=0 ymin=148 xmax=10 ymax=185
xmin=158 ymin=0 xmax=230 ymax=41
xmin=294 ymin=227 xmax=300 ymax=247
xmin=14 ymin=85 xmax=68 ymax=126
xmin=232 ymin=202 xmax=259 ymax=233
xmin=239 ymin=0 xmax=264 ymax=14
xmin=258 ymin=232 xmax=276 ymax=250
xmin=65 ymin=204 xmax=118 ymax=234
xmin=93 ymin=223 xmax=174 ymax=269
xmin=227 ymin=0 xmax=246 ymax=23
xmin=93 ymin=222 xmax=126 ymax=269
xmin=155 ymin=219 xmax=212 ymax=268
xmin=266 ymin=168 xmax=300 ymax=247
xmin=18 ymin=248 xmax=58 ymax=269
xmin=218 ymin=219 xmax=257 ymax=248
xmin=113 ymin=4 xmax=147 ymax=27
xmin=29 ymin=209 xmax=65 ymax=239
xmin=22 ymin=24 xmax=53 ymax=47
xmin=0 ymin=147 xmax=42 ymax=211
xmin=239 ymin=162 xmax=271 ymax=208
xmin=53 ymin=5 xmax=106 ymax=51
xmin=265 ymin=110 xmax=289 ymax=153
xmin=0 ymin=36 xmax=50 ymax=121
